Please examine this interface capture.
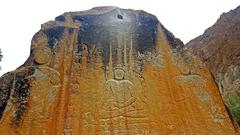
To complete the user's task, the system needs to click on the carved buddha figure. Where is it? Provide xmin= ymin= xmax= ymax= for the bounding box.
xmin=105 ymin=65 xmax=136 ymax=109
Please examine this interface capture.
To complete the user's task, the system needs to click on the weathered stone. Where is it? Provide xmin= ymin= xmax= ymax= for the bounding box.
xmin=0 ymin=6 xmax=235 ymax=134
xmin=186 ymin=5 xmax=240 ymax=131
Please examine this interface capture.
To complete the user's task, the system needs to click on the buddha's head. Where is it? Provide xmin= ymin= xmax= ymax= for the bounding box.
xmin=114 ymin=65 xmax=125 ymax=80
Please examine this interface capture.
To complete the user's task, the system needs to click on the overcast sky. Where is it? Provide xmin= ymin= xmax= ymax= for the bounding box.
xmin=0 ymin=0 xmax=239 ymax=76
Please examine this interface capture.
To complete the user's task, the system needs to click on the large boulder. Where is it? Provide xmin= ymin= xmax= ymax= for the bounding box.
xmin=0 ymin=6 xmax=235 ymax=134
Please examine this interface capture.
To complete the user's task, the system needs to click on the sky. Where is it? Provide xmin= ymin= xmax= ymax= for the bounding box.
xmin=0 ymin=0 xmax=239 ymax=76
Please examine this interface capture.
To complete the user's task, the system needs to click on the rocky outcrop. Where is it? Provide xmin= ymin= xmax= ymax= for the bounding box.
xmin=186 ymin=5 xmax=240 ymax=131
xmin=0 ymin=6 xmax=235 ymax=134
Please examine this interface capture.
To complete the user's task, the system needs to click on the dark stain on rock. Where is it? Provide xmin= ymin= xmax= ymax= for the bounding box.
xmin=10 ymin=68 xmax=35 ymax=127
xmin=55 ymin=15 xmax=66 ymax=22
xmin=135 ymin=11 xmax=158 ymax=53
xmin=0 ymin=73 xmax=14 ymax=119
xmin=43 ymin=27 xmax=65 ymax=49
xmin=68 ymin=28 xmax=75 ymax=35
xmin=73 ymin=8 xmax=159 ymax=67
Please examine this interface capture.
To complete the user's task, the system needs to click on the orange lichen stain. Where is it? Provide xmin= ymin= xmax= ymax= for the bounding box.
xmin=143 ymin=25 xmax=235 ymax=134
xmin=0 ymin=26 xmax=235 ymax=134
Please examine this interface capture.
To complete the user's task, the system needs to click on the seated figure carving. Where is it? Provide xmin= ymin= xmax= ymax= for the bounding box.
xmin=105 ymin=65 xmax=136 ymax=109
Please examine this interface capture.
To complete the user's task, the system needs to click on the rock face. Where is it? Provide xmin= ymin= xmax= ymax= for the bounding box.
xmin=186 ymin=5 xmax=240 ymax=130
xmin=0 ymin=7 xmax=235 ymax=134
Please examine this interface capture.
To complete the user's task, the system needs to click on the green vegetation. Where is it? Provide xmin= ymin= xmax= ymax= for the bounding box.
xmin=227 ymin=93 xmax=240 ymax=124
